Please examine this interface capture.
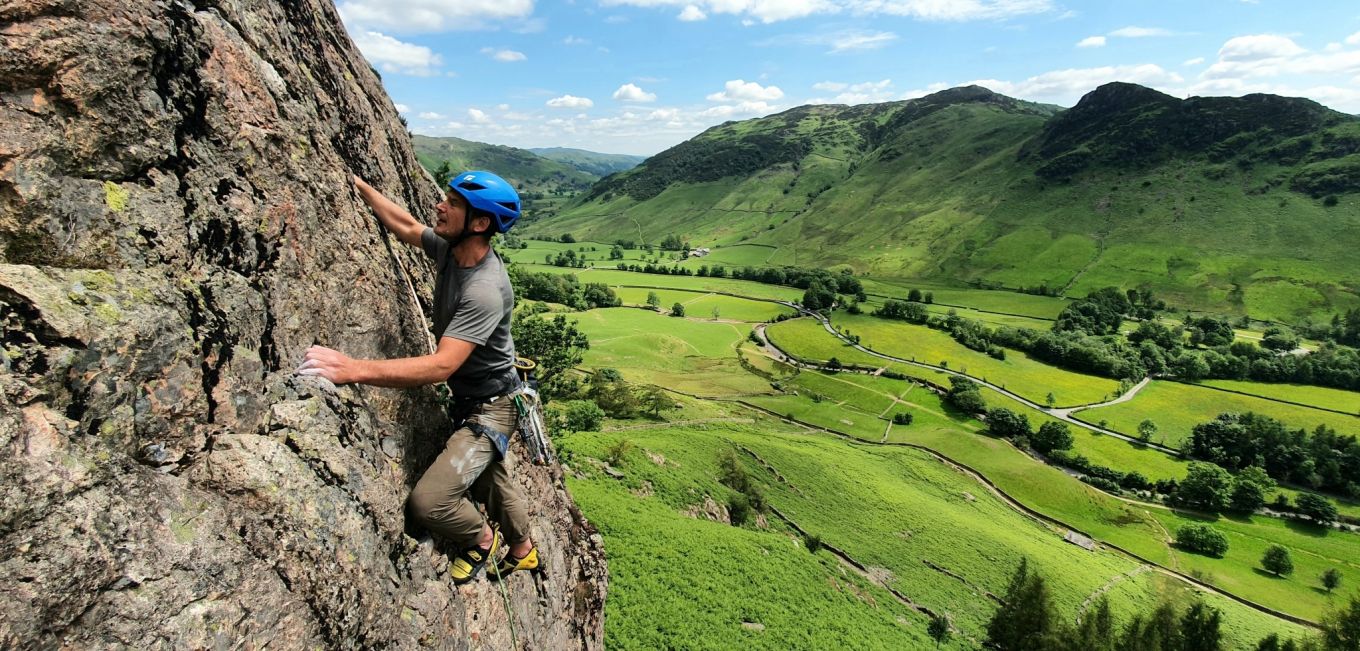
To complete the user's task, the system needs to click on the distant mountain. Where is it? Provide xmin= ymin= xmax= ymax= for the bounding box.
xmin=529 ymin=84 xmax=1360 ymax=323
xmin=529 ymin=147 xmax=647 ymax=177
xmin=410 ymin=135 xmax=597 ymax=194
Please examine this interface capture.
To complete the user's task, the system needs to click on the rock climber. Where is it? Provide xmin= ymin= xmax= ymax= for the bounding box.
xmin=297 ymin=170 xmax=539 ymax=584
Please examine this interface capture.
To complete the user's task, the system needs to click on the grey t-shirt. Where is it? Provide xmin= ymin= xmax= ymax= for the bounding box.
xmin=421 ymin=228 xmax=518 ymax=398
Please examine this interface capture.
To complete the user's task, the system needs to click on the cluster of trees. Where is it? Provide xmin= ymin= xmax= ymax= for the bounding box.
xmin=877 ymin=287 xmax=1360 ymax=390
xmin=944 ymin=376 xmax=988 ymax=414
xmin=1187 ymin=413 xmax=1360 ymax=498
xmin=546 ymin=370 xmax=678 ymax=434
xmin=659 ymin=234 xmax=689 ymax=250
xmin=1302 ymin=308 xmax=1360 ymax=347
xmin=981 ymin=407 xmax=1075 ymax=455
xmin=1169 ymin=463 xmax=1284 ymax=516
xmin=718 ymin=448 xmax=768 ymax=526
xmin=1175 ymin=523 xmax=1230 ymax=557
xmin=546 ymin=249 xmax=587 ymax=268
xmin=1054 ymin=287 xmax=1164 ymax=334
xmin=986 ymin=559 xmax=1360 ymax=651
xmin=509 ymin=268 xmax=622 ymax=310
xmin=874 ymin=299 xmax=930 ymax=323
xmin=1049 ymin=449 xmax=1157 ymax=495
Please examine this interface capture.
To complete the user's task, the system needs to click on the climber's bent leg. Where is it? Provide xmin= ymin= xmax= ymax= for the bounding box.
xmin=408 ymin=426 xmax=495 ymax=548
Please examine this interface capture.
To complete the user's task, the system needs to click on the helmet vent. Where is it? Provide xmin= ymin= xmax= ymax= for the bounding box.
xmin=497 ymin=201 xmax=519 ymax=212
xmin=457 ymin=181 xmax=487 ymax=191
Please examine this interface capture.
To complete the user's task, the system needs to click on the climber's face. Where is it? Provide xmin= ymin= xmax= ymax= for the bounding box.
xmin=434 ymin=191 xmax=492 ymax=241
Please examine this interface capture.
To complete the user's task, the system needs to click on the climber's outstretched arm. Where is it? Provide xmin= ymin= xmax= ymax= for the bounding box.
xmin=354 ymin=175 xmax=425 ymax=248
xmin=297 ymin=337 xmax=474 ymax=388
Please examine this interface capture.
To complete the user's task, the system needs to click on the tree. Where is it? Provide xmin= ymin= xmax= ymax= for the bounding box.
xmin=555 ymin=400 xmax=604 ymax=433
xmin=801 ymin=280 xmax=836 ymax=311
xmin=1071 ymin=597 xmax=1114 ymax=651
xmin=512 ymin=313 xmax=589 ymax=401
xmin=1046 ymin=392 xmax=1056 ymax=408
xmin=907 ymin=288 xmax=923 ymax=302
xmin=609 ymin=245 xmax=624 ymax=260
xmin=1230 ymin=466 xmax=1276 ymax=513
xmin=825 ymin=357 xmax=842 ymax=371
xmin=1296 ymin=493 xmax=1339 ymax=528
xmin=1176 ymin=523 xmax=1230 ymax=557
xmin=433 ymin=160 xmax=453 ymax=188
xmin=986 ymin=558 xmax=1055 ymax=650
xmin=1138 ymin=419 xmax=1158 ymax=442
xmin=986 ymin=408 xmax=1032 ymax=440
xmin=558 ymin=232 xmax=576 ymax=244
xmin=1262 ymin=544 xmax=1294 ymax=577
xmin=928 ymin=613 xmax=951 ymax=648
xmin=587 ymin=369 xmax=640 ymax=418
xmin=645 ymin=291 xmax=660 ymax=310
xmin=892 ymin=412 xmax=914 ymax=425
xmin=1322 ymin=568 xmax=1343 ymax=594
xmin=640 ymin=385 xmax=676 ymax=417
xmin=1179 ymin=601 xmax=1224 ymax=651
xmin=670 ymin=302 xmax=685 ymax=317
xmin=1173 ymin=463 xmax=1234 ymax=512
xmin=1032 ymin=421 xmax=1074 ymax=454
xmin=1320 ymin=596 xmax=1360 ymax=650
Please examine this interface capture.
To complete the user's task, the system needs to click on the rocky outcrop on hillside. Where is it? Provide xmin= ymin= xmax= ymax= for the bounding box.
xmin=0 ymin=0 xmax=605 ymax=648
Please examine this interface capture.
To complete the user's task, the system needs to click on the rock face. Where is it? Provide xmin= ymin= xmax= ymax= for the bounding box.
xmin=0 ymin=0 xmax=606 ymax=648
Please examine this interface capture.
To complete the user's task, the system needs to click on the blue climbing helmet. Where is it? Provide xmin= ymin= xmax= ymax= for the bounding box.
xmin=448 ymin=170 xmax=521 ymax=233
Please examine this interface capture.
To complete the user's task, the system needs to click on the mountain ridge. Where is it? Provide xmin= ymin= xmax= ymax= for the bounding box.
xmin=530 ymin=83 xmax=1360 ymax=323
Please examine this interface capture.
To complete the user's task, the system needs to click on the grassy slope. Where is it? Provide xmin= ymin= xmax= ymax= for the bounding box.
xmin=561 ymin=417 xmax=1308 ymax=648
xmin=533 ymin=88 xmax=1360 ymax=323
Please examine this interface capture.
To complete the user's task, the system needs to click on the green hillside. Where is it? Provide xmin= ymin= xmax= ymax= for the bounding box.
xmin=530 ymin=84 xmax=1360 ymax=324
xmin=529 ymin=146 xmax=646 ymax=176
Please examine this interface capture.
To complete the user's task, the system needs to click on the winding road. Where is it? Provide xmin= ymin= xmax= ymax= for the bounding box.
xmin=757 ymin=306 xmax=1173 ymax=455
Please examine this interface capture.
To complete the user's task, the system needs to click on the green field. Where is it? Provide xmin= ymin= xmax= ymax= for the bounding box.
xmin=812 ymin=313 xmax=1122 ymax=407
xmin=560 ymin=418 xmax=1311 ymax=648
xmin=1195 ymin=379 xmax=1360 ymax=416
xmin=612 ymin=287 xmax=795 ymax=322
xmin=571 ymin=308 xmax=772 ymax=396
xmin=514 ymin=263 xmax=805 ymax=302
xmin=1075 ymin=380 xmax=1360 ymax=449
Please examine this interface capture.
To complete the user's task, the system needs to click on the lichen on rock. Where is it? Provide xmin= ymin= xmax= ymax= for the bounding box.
xmin=0 ymin=0 xmax=605 ymax=648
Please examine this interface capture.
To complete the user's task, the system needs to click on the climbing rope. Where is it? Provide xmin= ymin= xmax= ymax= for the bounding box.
xmin=488 ymin=543 xmax=520 ymax=650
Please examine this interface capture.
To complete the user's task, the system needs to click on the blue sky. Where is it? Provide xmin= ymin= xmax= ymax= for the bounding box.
xmin=338 ymin=1 xmax=1360 ymax=155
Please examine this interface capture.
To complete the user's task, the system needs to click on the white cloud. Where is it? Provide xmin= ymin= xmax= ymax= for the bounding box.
xmin=1183 ymin=57 xmax=1205 ymax=66
xmin=480 ymin=47 xmax=527 ymax=62
xmin=467 ymin=108 xmax=491 ymax=124
xmin=418 ymin=111 xmax=445 ymax=119
xmin=678 ymin=4 xmax=706 ymax=20
xmin=851 ymin=0 xmax=1053 ymax=21
xmin=563 ymin=35 xmax=590 ymax=45
xmin=1108 ymin=26 xmax=1172 ymax=38
xmin=765 ymin=29 xmax=898 ymax=53
xmin=1201 ymin=34 xmax=1360 ymax=81
xmin=707 ymin=79 xmax=784 ymax=102
xmin=350 ymin=31 xmax=443 ymax=76
xmin=1077 ymin=35 xmax=1105 ymax=48
xmin=546 ymin=94 xmax=594 ymax=108
xmin=338 ymin=0 xmax=534 ymax=34
xmin=613 ymin=83 xmax=658 ymax=102
xmin=395 ymin=103 xmax=410 ymax=113
xmin=810 ymin=79 xmax=895 ymax=104
xmin=698 ymin=101 xmax=776 ymax=118
xmin=1347 ymin=31 xmax=1360 ymax=46
xmin=496 ymin=103 xmax=510 ymax=111
xmin=961 ymin=64 xmax=1184 ymax=105
xmin=598 ymin=0 xmax=1050 ymax=24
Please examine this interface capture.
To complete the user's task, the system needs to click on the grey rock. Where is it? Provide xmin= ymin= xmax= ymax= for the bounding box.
xmin=0 ymin=0 xmax=606 ymax=648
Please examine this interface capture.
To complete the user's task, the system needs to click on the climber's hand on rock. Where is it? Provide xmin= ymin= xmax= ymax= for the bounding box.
xmin=298 ymin=345 xmax=360 ymax=384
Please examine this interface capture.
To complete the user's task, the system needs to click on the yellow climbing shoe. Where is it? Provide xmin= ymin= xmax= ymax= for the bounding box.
xmin=492 ymin=546 xmax=540 ymax=579
xmin=450 ymin=530 xmax=501 ymax=585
